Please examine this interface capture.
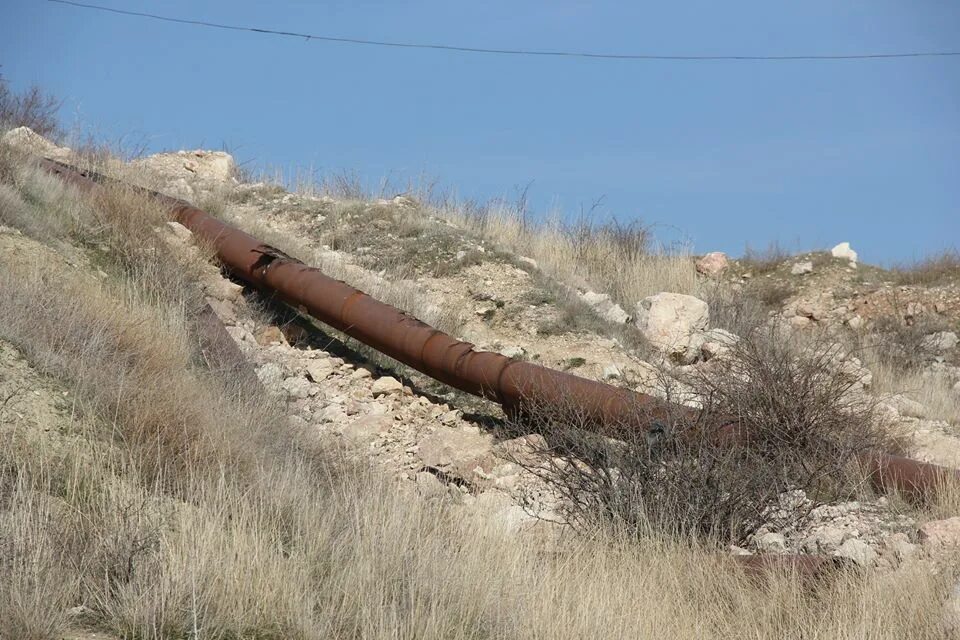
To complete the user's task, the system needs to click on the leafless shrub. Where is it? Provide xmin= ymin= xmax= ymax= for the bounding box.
xmin=511 ymin=326 xmax=898 ymax=546
xmin=0 ymin=75 xmax=62 ymax=140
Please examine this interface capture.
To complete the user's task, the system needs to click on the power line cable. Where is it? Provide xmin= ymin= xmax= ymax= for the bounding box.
xmin=48 ymin=0 xmax=960 ymax=62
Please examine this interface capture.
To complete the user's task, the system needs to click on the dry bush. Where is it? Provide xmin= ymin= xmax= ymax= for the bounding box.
xmin=511 ymin=326 xmax=898 ymax=546
xmin=741 ymin=241 xmax=791 ymax=274
xmin=892 ymin=249 xmax=960 ymax=287
xmin=0 ymin=75 xmax=62 ymax=140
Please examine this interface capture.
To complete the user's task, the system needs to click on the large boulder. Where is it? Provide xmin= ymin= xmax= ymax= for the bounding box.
xmin=131 ymin=149 xmax=237 ymax=200
xmin=635 ymin=293 xmax=709 ymax=363
xmin=695 ymin=252 xmax=729 ymax=277
xmin=831 ymin=242 xmax=858 ymax=265
xmin=1 ymin=126 xmax=72 ymax=161
xmin=922 ymin=331 xmax=959 ymax=353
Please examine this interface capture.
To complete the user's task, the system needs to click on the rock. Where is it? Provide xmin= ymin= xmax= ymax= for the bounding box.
xmin=132 ymin=149 xmax=237 ymax=199
xmin=518 ymin=256 xmax=538 ymax=269
xmin=922 ymin=331 xmax=959 ymax=353
xmin=803 ymin=526 xmax=845 ymax=553
xmin=790 ymin=261 xmax=814 ymax=275
xmin=953 ymin=381 xmax=960 ymax=397
xmin=281 ymin=376 xmax=315 ymax=399
xmin=500 ymin=345 xmax=526 ymax=359
xmin=165 ymin=221 xmax=194 ymax=243
xmin=883 ymin=533 xmax=919 ymax=565
xmin=475 ymin=304 xmax=497 ymax=319
xmin=847 ymin=315 xmax=864 ymax=330
xmin=699 ymin=328 xmax=739 ymax=361
xmin=206 ymin=297 xmax=238 ymax=325
xmin=203 ymin=275 xmax=244 ymax=302
xmin=831 ymin=242 xmax=858 ymax=264
xmin=415 ymin=471 xmax=447 ymax=499
xmin=795 ymin=302 xmax=826 ymax=321
xmin=919 ymin=517 xmax=960 ymax=555
xmin=600 ymin=302 xmax=629 ymax=324
xmin=371 ymin=376 xmax=403 ymax=397
xmin=255 ymin=363 xmax=284 ymax=389
xmin=351 ymin=367 xmax=373 ymax=380
xmin=338 ymin=414 xmax=394 ymax=444
xmin=255 ymin=325 xmax=287 ymax=346
xmin=789 ymin=315 xmax=812 ymax=329
xmin=905 ymin=302 xmax=925 ymax=321
xmin=755 ymin=532 xmax=787 ymax=553
xmin=602 ymin=364 xmax=622 ymax=380
xmin=392 ymin=195 xmax=417 ymax=208
xmin=695 ymin=252 xmax=729 ymax=276
xmin=833 ymin=538 xmax=877 ymax=567
xmin=418 ymin=427 xmax=495 ymax=479
xmin=493 ymin=434 xmax=547 ymax=466
xmin=306 ymin=359 xmax=335 ymax=382
xmin=885 ymin=395 xmax=927 ymax=419
xmin=634 ymin=293 xmax=709 ymax=363
xmin=1 ymin=126 xmax=72 ymax=160
xmin=580 ymin=291 xmax=629 ymax=325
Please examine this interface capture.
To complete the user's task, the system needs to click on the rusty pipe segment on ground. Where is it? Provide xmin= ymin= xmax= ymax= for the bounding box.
xmin=36 ymin=158 xmax=960 ymax=501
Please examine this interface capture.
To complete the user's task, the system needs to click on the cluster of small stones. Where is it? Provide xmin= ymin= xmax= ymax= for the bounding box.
xmin=745 ymin=491 xmax=919 ymax=568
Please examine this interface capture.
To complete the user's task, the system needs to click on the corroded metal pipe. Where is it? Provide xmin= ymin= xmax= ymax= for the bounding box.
xmin=36 ymin=158 xmax=960 ymax=501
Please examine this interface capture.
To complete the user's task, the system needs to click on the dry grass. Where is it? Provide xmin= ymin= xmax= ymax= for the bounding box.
xmin=2 ymin=139 xmax=959 ymax=639
xmin=892 ymin=249 xmax=960 ymax=287
xmin=439 ymin=200 xmax=699 ymax=307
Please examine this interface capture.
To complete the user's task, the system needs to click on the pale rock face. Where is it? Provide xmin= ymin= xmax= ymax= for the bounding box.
xmin=634 ymin=293 xmax=709 ymax=363
xmin=499 ymin=345 xmax=526 ymax=359
xmin=132 ymin=149 xmax=237 ymax=200
xmin=371 ymin=376 xmax=403 ymax=397
xmin=790 ymin=261 xmax=814 ymax=275
xmin=919 ymin=516 xmax=960 ymax=555
xmin=417 ymin=427 xmax=495 ymax=480
xmin=755 ymin=532 xmax=787 ymax=553
xmin=922 ymin=331 xmax=959 ymax=353
xmin=579 ymin=290 xmax=629 ymax=325
xmin=695 ymin=252 xmax=729 ymax=276
xmin=831 ymin=242 xmax=858 ymax=264
xmin=834 ymin=538 xmax=877 ymax=567
xmin=1 ymin=126 xmax=72 ymax=160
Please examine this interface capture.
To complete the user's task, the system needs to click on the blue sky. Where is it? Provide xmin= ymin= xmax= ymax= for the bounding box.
xmin=2 ymin=1 xmax=958 ymax=263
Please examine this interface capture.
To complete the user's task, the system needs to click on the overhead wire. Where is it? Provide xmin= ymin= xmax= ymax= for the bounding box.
xmin=48 ymin=0 xmax=960 ymax=62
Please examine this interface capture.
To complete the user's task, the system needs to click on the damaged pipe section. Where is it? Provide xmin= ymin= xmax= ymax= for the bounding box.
xmin=37 ymin=158 xmax=960 ymax=504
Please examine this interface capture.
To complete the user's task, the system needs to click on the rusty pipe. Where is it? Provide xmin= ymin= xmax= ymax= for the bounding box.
xmin=36 ymin=158 xmax=960 ymax=502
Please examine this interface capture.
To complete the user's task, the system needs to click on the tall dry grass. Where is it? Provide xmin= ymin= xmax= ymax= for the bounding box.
xmin=439 ymin=199 xmax=699 ymax=307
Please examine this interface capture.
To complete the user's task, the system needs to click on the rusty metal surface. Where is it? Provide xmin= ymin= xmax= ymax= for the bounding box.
xmin=732 ymin=553 xmax=848 ymax=579
xmin=36 ymin=158 xmax=960 ymax=505
xmin=862 ymin=451 xmax=960 ymax=499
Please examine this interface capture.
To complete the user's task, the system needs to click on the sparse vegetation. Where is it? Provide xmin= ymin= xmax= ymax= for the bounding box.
xmin=2 ymin=117 xmax=960 ymax=639
xmin=893 ymin=249 xmax=960 ymax=287
xmin=0 ymin=74 xmax=63 ymax=140
xmin=512 ymin=325 xmax=901 ymax=545
xmin=741 ymin=241 xmax=792 ymax=275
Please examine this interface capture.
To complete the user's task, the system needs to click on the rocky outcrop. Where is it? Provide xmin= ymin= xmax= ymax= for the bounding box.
xmin=831 ymin=241 xmax=858 ymax=265
xmin=635 ymin=293 xmax=709 ymax=364
xmin=132 ymin=149 xmax=237 ymax=201
xmin=695 ymin=252 xmax=729 ymax=277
